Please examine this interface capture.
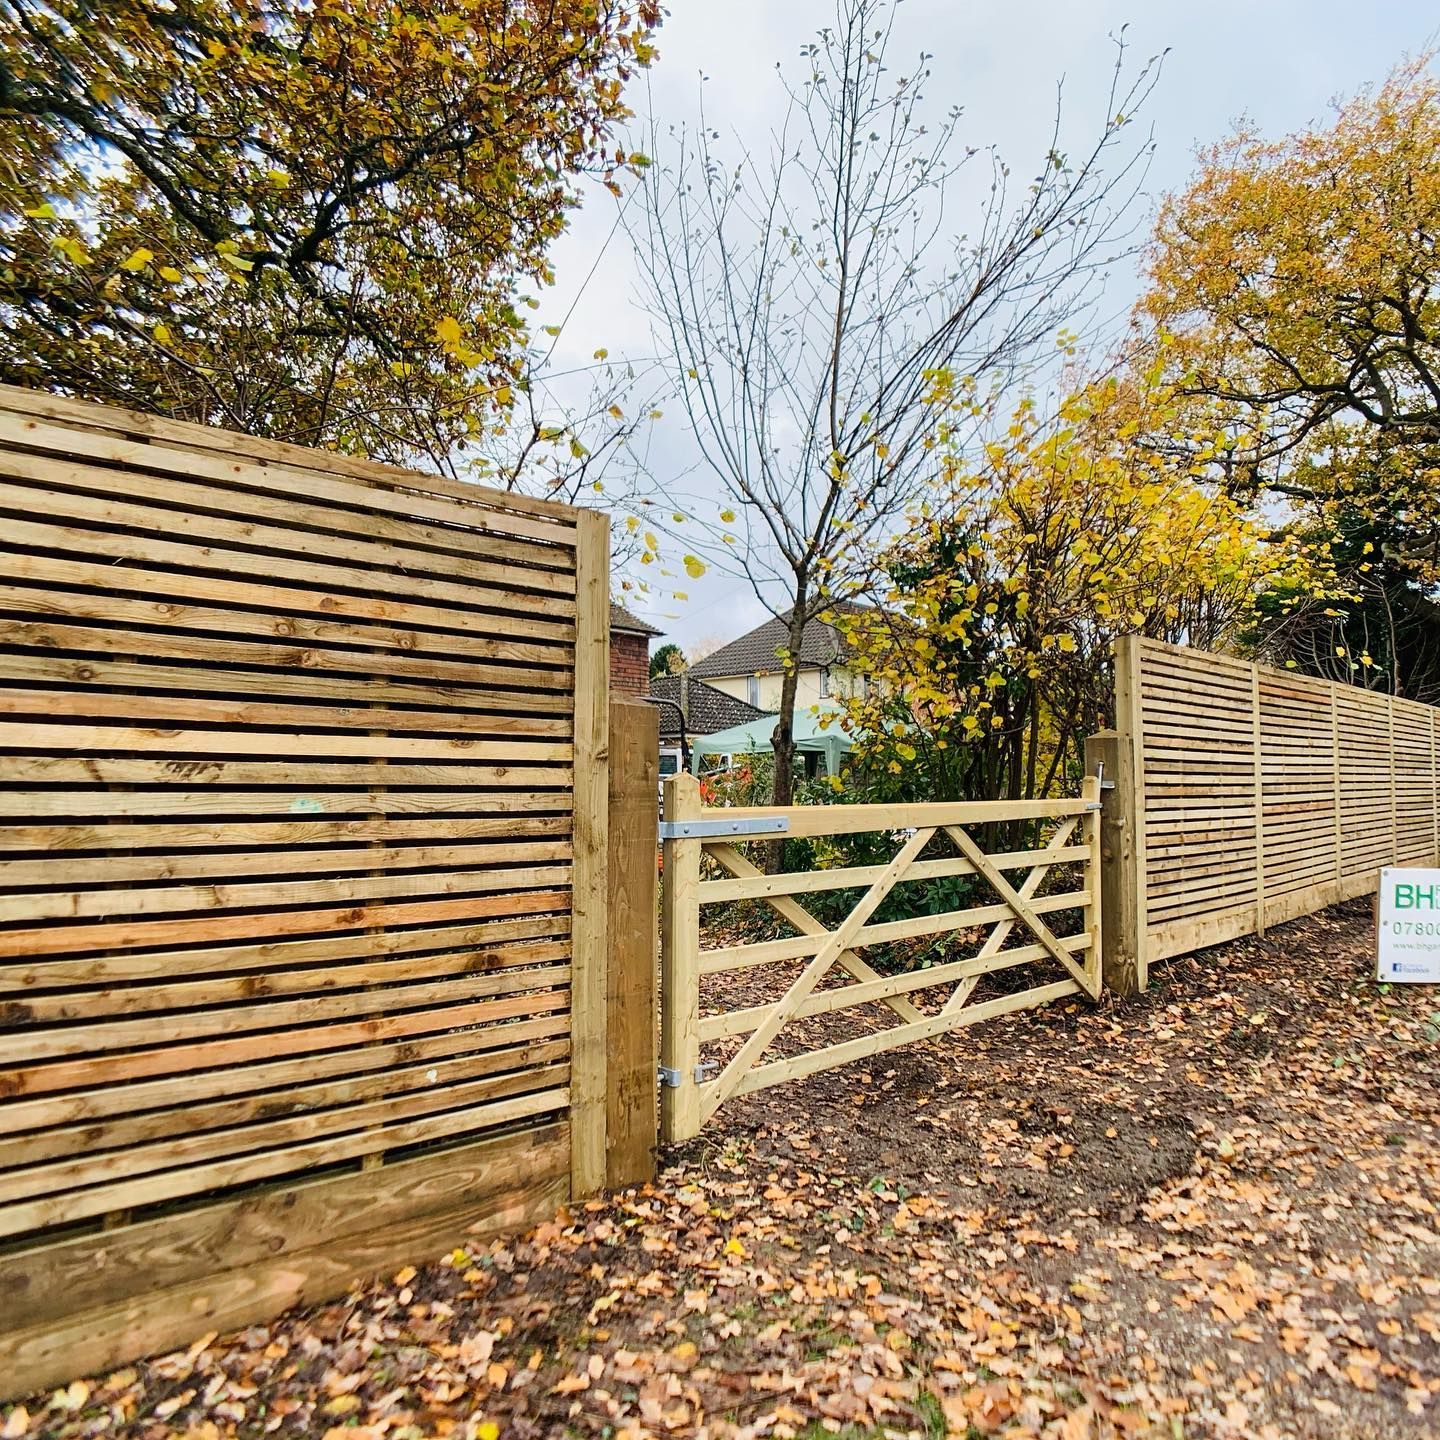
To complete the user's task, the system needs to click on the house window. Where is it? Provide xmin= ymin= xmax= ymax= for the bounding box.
xmin=819 ymin=668 xmax=830 ymax=698
xmin=747 ymin=675 xmax=759 ymax=707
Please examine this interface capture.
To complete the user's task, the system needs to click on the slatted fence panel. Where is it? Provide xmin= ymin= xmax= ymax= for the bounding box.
xmin=0 ymin=386 xmax=608 ymax=1395
xmin=1122 ymin=637 xmax=1440 ymax=965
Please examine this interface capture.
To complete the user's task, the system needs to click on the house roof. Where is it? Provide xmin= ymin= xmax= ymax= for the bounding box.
xmin=649 ymin=675 xmax=770 ymax=742
xmin=610 ymin=602 xmax=662 ymax=638
xmin=688 ymin=603 xmax=866 ymax=680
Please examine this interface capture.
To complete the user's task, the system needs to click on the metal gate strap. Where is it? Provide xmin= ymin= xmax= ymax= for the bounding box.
xmin=658 ymin=816 xmax=790 ymax=840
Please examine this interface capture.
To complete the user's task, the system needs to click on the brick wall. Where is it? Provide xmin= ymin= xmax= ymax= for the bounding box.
xmin=611 ymin=629 xmax=651 ymax=696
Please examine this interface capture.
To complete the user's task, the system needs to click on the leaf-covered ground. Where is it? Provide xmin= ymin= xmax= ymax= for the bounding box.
xmin=8 ymin=901 xmax=1439 ymax=1440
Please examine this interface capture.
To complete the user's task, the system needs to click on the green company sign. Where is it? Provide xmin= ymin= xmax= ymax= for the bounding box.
xmin=1377 ymin=867 xmax=1440 ymax=983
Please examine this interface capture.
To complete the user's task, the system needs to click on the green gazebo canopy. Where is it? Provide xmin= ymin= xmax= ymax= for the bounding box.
xmin=689 ymin=707 xmax=853 ymax=776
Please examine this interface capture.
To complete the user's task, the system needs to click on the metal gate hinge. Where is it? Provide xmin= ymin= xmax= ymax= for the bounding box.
xmin=658 ymin=815 xmax=791 ymax=840
xmin=658 ymin=1061 xmax=720 ymax=1088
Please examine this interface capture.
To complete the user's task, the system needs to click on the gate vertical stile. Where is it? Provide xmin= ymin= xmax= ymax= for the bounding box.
xmin=659 ymin=773 xmax=703 ymax=1143
xmin=1081 ymin=771 xmax=1104 ymax=996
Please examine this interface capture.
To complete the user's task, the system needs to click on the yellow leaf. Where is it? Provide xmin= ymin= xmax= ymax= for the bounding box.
xmin=119 ymin=247 xmax=154 ymax=272
xmin=24 ymin=203 xmax=56 ymax=220
xmin=683 ymin=555 xmax=706 ymax=579
xmin=720 ymin=508 xmax=736 ymax=523
xmin=52 ymin=235 xmax=91 ymax=266
xmin=152 ymin=322 xmax=174 ymax=346
xmin=158 ymin=265 xmax=183 ymax=282
xmin=434 ymin=316 xmax=463 ymax=346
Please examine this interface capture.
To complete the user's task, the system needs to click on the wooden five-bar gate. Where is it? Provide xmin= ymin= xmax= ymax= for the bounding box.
xmin=658 ymin=773 xmax=1102 ymax=1142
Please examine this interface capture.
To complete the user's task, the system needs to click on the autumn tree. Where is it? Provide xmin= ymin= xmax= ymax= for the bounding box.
xmin=833 ymin=374 xmax=1319 ymax=803
xmin=632 ymin=0 xmax=1161 ymax=806
xmin=0 ymin=0 xmax=659 ymax=471
xmin=649 ymin=642 xmax=686 ymax=679
xmin=1141 ymin=56 xmax=1440 ymax=698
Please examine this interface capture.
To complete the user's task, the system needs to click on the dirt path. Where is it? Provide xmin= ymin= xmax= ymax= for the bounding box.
xmin=8 ymin=902 xmax=1439 ymax=1440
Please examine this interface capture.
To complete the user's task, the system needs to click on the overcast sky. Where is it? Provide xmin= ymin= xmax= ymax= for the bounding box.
xmin=537 ymin=0 xmax=1439 ymax=656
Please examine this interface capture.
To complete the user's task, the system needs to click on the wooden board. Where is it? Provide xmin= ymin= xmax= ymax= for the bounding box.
xmin=0 ymin=1122 xmax=569 ymax=1402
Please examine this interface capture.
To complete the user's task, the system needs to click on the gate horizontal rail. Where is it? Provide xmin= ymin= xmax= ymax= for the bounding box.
xmin=659 ymin=776 xmax=1102 ymax=1142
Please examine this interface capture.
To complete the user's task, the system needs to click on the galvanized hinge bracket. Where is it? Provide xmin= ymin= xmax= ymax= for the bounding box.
xmin=657 ymin=1061 xmax=720 ymax=1088
xmin=658 ymin=815 xmax=791 ymax=841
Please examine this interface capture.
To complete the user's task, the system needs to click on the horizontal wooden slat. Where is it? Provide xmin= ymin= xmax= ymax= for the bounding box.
xmin=0 ymin=860 xmax=572 ymax=925
xmin=0 ymin=723 xmax=570 ymax=763
xmin=0 ymin=567 xmax=570 ymax=665
xmin=0 ymin=831 xmax=570 ymax=887
xmin=700 ymin=889 xmax=1088 ymax=972
xmin=0 ymin=649 xmax=575 ymax=714
xmin=1 ymin=959 xmax=571 ymax=1063
xmin=0 ymin=617 xmax=572 ymax=693
xmin=0 ymin=911 xmax=573 ymax=991
xmin=0 ymin=687 xmax=572 ymax=737
xmin=1 ymin=987 xmax=571 ymax=1097
xmin=0 ymin=886 xmax=570 ymax=960
xmin=0 ymin=1062 xmax=571 ymax=1205
xmin=0 ymin=1084 xmax=570 ymax=1240
xmin=0 ymin=417 xmax=574 ymax=576
xmin=0 ymin=390 xmax=581 ymax=531
xmin=0 ymin=461 xmax=575 ymax=605
xmin=7 ymin=936 xmax=572 ymax=1025
xmin=697 ymin=844 xmax=1088 ymax=904
xmin=0 ymin=1014 xmax=571 ymax=1140
xmin=703 ymin=797 xmax=1092 ymax=839
xmin=0 ymin=788 xmax=571 ymax=819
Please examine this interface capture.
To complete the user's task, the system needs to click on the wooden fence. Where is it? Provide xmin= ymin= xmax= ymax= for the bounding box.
xmin=0 ymin=387 xmax=656 ymax=1397
xmin=1088 ymin=635 xmax=1440 ymax=991
xmin=659 ymin=775 xmax=1101 ymax=1142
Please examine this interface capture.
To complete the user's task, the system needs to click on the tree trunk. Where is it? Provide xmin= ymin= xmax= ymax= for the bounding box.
xmin=770 ymin=598 xmax=810 ymax=809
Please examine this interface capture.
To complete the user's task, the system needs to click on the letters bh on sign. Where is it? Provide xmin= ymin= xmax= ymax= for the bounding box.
xmin=1377 ymin=867 xmax=1440 ymax=983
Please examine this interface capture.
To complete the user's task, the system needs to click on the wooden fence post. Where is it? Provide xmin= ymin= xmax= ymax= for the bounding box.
xmin=606 ymin=697 xmax=659 ymax=1189
xmin=1251 ymin=663 xmax=1267 ymax=936
xmin=659 ymin=772 xmax=703 ymax=1144
xmin=569 ymin=510 xmax=610 ymax=1198
xmin=1086 ymin=726 xmax=1146 ymax=996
